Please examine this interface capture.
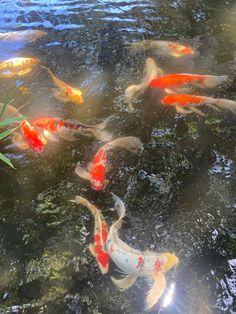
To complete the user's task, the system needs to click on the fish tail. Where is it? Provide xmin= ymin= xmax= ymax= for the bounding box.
xmin=111 ymin=193 xmax=126 ymax=230
xmin=212 ymin=98 xmax=236 ymax=114
xmin=71 ymin=196 xmax=99 ymax=218
xmin=202 ymin=75 xmax=228 ymax=88
xmin=109 ymin=136 xmax=143 ymax=154
xmin=89 ymin=115 xmax=114 ymax=141
xmin=90 ymin=129 xmax=113 ymax=142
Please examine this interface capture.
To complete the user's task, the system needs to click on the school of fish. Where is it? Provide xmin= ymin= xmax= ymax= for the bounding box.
xmin=1 ymin=28 xmax=235 ymax=311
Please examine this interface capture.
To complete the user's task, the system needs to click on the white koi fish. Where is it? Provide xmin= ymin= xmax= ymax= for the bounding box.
xmin=125 ymin=57 xmax=163 ymax=110
xmin=106 ymin=194 xmax=179 ymax=311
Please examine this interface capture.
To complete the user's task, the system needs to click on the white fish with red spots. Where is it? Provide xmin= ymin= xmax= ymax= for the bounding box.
xmin=107 ymin=194 xmax=179 ymax=311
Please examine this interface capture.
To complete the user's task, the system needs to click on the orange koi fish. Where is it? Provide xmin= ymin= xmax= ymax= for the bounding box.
xmin=0 ymin=30 xmax=47 ymax=42
xmin=31 ymin=115 xmax=113 ymax=142
xmin=161 ymin=94 xmax=236 ymax=116
xmin=148 ymin=73 xmax=228 ymax=90
xmin=128 ymin=40 xmax=197 ymax=58
xmin=71 ymin=196 xmax=110 ymax=274
xmin=19 ymin=120 xmax=45 ymax=153
xmin=0 ymin=57 xmax=40 ymax=77
xmin=75 ymin=136 xmax=142 ymax=191
xmin=107 ymin=194 xmax=179 ymax=311
xmin=41 ymin=66 xmax=83 ymax=105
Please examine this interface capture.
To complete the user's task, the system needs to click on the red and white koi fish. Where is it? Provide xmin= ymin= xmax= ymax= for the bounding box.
xmin=31 ymin=115 xmax=113 ymax=142
xmin=17 ymin=120 xmax=46 ymax=153
xmin=75 ymin=136 xmax=142 ymax=191
xmin=128 ymin=40 xmax=197 ymax=58
xmin=0 ymin=30 xmax=47 ymax=42
xmin=0 ymin=57 xmax=40 ymax=77
xmin=148 ymin=73 xmax=228 ymax=91
xmin=107 ymin=194 xmax=179 ymax=311
xmin=161 ymin=94 xmax=236 ymax=116
xmin=125 ymin=57 xmax=164 ymax=110
xmin=41 ymin=66 xmax=83 ymax=105
xmin=71 ymin=196 xmax=110 ymax=274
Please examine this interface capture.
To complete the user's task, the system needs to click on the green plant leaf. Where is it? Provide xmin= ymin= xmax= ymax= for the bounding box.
xmin=0 ymin=152 xmax=14 ymax=168
xmin=0 ymin=128 xmax=16 ymax=141
xmin=0 ymin=116 xmax=25 ymax=127
xmin=0 ymin=95 xmax=11 ymax=119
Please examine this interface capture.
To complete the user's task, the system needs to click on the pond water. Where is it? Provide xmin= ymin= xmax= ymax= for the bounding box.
xmin=0 ymin=0 xmax=236 ymax=313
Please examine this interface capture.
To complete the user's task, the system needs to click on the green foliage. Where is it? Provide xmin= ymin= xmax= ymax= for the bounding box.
xmin=0 ymin=96 xmax=25 ymax=168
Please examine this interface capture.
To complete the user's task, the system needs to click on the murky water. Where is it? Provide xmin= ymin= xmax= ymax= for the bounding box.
xmin=0 ymin=0 xmax=236 ymax=313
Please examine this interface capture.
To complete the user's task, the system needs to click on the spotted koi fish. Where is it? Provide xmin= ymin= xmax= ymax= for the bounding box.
xmin=0 ymin=57 xmax=40 ymax=77
xmin=31 ymin=115 xmax=113 ymax=142
xmin=41 ymin=66 xmax=83 ymax=105
xmin=125 ymin=57 xmax=164 ymax=110
xmin=107 ymin=194 xmax=179 ymax=311
xmin=128 ymin=40 xmax=197 ymax=58
xmin=71 ymin=196 xmax=110 ymax=274
xmin=161 ymin=94 xmax=236 ymax=116
xmin=148 ymin=73 xmax=228 ymax=91
xmin=0 ymin=30 xmax=47 ymax=42
xmin=75 ymin=136 xmax=142 ymax=191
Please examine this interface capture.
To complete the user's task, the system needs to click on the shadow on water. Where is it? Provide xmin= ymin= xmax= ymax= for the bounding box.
xmin=0 ymin=0 xmax=236 ymax=313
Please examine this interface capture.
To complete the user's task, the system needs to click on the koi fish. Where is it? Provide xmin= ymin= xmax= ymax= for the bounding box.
xmin=106 ymin=194 xmax=179 ymax=311
xmin=161 ymin=94 xmax=236 ymax=116
xmin=31 ymin=115 xmax=113 ymax=142
xmin=75 ymin=136 xmax=142 ymax=191
xmin=16 ymin=120 xmax=46 ymax=153
xmin=148 ymin=73 xmax=228 ymax=90
xmin=41 ymin=66 xmax=83 ymax=105
xmin=0 ymin=57 xmax=40 ymax=77
xmin=125 ymin=57 xmax=164 ymax=110
xmin=71 ymin=196 xmax=110 ymax=274
xmin=128 ymin=40 xmax=197 ymax=58
xmin=18 ymin=86 xmax=31 ymax=95
xmin=0 ymin=30 xmax=47 ymax=42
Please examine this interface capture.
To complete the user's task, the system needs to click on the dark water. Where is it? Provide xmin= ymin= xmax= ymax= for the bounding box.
xmin=0 ymin=0 xmax=236 ymax=313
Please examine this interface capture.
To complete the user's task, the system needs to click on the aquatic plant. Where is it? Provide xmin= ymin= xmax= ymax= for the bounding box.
xmin=0 ymin=96 xmax=25 ymax=168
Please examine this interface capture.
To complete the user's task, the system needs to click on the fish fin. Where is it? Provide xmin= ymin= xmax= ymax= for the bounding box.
xmin=111 ymin=275 xmax=137 ymax=290
xmin=128 ymin=102 xmax=135 ymax=111
xmin=175 ymin=105 xmax=191 ymax=114
xmin=188 ymin=106 xmax=206 ymax=116
xmin=52 ymin=89 xmax=70 ymax=102
xmin=89 ymin=243 xmax=96 ymax=257
xmin=43 ymin=130 xmax=59 ymax=142
xmin=213 ymin=98 xmax=236 ymax=114
xmin=11 ymin=132 xmax=29 ymax=149
xmin=75 ymin=165 xmax=90 ymax=180
xmin=90 ymin=129 xmax=113 ymax=142
xmin=206 ymin=103 xmax=221 ymax=112
xmin=165 ymin=88 xmax=176 ymax=94
xmin=104 ymin=179 xmax=109 ymax=188
xmin=110 ymin=136 xmax=142 ymax=154
xmin=144 ymin=272 xmax=166 ymax=311
xmin=202 ymin=75 xmax=228 ymax=88
xmin=18 ymin=68 xmax=32 ymax=76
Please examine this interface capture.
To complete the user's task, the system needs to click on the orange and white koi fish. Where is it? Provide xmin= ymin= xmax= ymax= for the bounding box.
xmin=107 ymin=194 xmax=179 ymax=311
xmin=0 ymin=30 xmax=47 ymax=42
xmin=41 ymin=66 xmax=83 ymax=105
xmin=71 ymin=196 xmax=110 ymax=274
xmin=11 ymin=120 xmax=46 ymax=153
xmin=128 ymin=40 xmax=197 ymax=58
xmin=125 ymin=57 xmax=164 ymax=110
xmin=75 ymin=136 xmax=142 ymax=191
xmin=148 ymin=73 xmax=228 ymax=91
xmin=31 ymin=115 xmax=113 ymax=142
xmin=0 ymin=57 xmax=40 ymax=77
xmin=161 ymin=94 xmax=236 ymax=116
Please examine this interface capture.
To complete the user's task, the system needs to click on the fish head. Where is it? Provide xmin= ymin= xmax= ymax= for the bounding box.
xmin=30 ymin=57 xmax=40 ymax=65
xmin=31 ymin=117 xmax=59 ymax=132
xmin=91 ymin=177 xmax=106 ymax=191
xmin=160 ymin=253 xmax=179 ymax=273
xmin=70 ymin=89 xmax=83 ymax=105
